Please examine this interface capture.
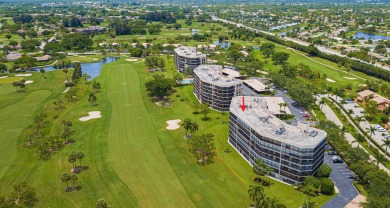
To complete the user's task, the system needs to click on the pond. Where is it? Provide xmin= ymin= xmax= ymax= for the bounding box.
xmin=353 ymin=32 xmax=390 ymax=40
xmin=192 ymin=29 xmax=200 ymax=35
xmin=213 ymin=41 xmax=231 ymax=49
xmin=38 ymin=57 xmax=119 ymax=80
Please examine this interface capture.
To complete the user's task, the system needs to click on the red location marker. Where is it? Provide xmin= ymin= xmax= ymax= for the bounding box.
xmin=241 ymin=97 xmax=246 ymax=112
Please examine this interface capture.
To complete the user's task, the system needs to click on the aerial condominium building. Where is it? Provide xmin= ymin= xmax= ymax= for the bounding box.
xmin=174 ymin=46 xmax=206 ymax=73
xmin=228 ymin=96 xmax=327 ymax=184
xmin=193 ymin=65 xmax=242 ymax=111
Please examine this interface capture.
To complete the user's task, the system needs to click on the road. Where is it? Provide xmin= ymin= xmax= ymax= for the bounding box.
xmin=322 ymin=154 xmax=359 ymax=208
xmin=211 ymin=16 xmax=390 ymax=71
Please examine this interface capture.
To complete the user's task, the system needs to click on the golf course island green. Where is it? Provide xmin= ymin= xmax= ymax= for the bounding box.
xmin=0 ymin=57 xmax=333 ymax=207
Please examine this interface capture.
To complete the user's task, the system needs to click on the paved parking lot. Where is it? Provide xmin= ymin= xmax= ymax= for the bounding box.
xmin=322 ymin=154 xmax=358 ymax=208
xmin=242 ymin=78 xmax=307 ymax=125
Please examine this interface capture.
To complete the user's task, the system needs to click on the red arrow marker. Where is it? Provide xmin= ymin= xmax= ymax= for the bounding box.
xmin=241 ymin=97 xmax=246 ymax=112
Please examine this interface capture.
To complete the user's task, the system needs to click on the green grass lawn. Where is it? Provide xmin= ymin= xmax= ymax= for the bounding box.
xmin=0 ymin=58 xmax=333 ymax=207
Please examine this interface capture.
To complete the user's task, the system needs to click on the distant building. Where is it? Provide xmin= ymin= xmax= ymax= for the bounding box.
xmin=174 ymin=46 xmax=206 ymax=73
xmin=356 ymin=89 xmax=390 ymax=111
xmin=243 ymin=79 xmax=271 ymax=93
xmin=34 ymin=55 xmax=51 ymax=62
xmin=75 ymin=26 xmax=106 ymax=35
xmin=193 ymin=65 xmax=242 ymax=111
xmin=229 ymin=96 xmax=327 ymax=184
xmin=6 ymin=52 xmax=21 ymax=61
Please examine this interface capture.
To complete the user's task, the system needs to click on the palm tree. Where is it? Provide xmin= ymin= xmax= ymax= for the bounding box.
xmin=68 ymin=151 xmax=77 ymax=169
xmin=190 ymin=122 xmax=199 ymax=135
xmin=71 ymin=174 xmax=78 ymax=189
xmin=282 ymin=103 xmax=288 ymax=113
xmin=253 ymin=159 xmax=264 ymax=180
xmin=373 ymin=152 xmax=386 ymax=167
xmin=365 ymin=126 xmax=376 ymax=148
xmin=76 ymin=151 xmax=85 ymax=167
xmin=353 ymin=134 xmax=366 ymax=147
xmin=61 ymin=173 xmax=71 ymax=189
xmin=355 ymin=115 xmax=364 ymax=126
xmin=63 ymin=68 xmax=69 ymax=81
xmin=319 ymin=99 xmax=326 ymax=110
xmin=382 ymin=137 xmax=390 ymax=153
xmin=182 ymin=119 xmax=192 ymax=136
xmin=248 ymin=184 xmax=266 ymax=207
xmin=278 ymin=103 xmax=283 ymax=115
xmin=88 ymin=93 xmax=97 ymax=106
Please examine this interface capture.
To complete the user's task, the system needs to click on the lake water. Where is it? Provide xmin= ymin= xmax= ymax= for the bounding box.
xmin=192 ymin=29 xmax=200 ymax=35
xmin=39 ymin=57 xmax=119 ymax=80
xmin=214 ymin=41 xmax=231 ymax=48
xmin=353 ymin=32 xmax=390 ymax=40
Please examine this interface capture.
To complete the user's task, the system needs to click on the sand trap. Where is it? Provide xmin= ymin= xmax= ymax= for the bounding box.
xmin=344 ymin=77 xmax=356 ymax=80
xmin=326 ymin=78 xmax=336 ymax=83
xmin=92 ymin=58 xmax=99 ymax=61
xmin=72 ymin=61 xmax=80 ymax=62
xmin=62 ymin=87 xmax=70 ymax=93
xmin=359 ymin=84 xmax=367 ymax=87
xmin=126 ymin=59 xmax=138 ymax=62
xmin=79 ymin=111 xmax=101 ymax=121
xmin=25 ymin=80 xmax=33 ymax=84
xmin=0 ymin=76 xmax=8 ymax=79
xmin=15 ymin=74 xmax=32 ymax=77
xmin=79 ymin=56 xmax=87 ymax=57
xmin=166 ymin=119 xmax=181 ymax=130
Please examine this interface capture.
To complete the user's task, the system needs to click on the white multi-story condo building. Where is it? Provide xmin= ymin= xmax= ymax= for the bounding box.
xmin=229 ymin=96 xmax=327 ymax=184
xmin=174 ymin=46 xmax=206 ymax=73
xmin=193 ymin=65 xmax=242 ymax=111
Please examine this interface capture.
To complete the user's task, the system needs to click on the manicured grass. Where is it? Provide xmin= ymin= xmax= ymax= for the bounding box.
xmin=0 ymin=58 xmax=333 ymax=207
xmin=68 ymin=54 xmax=104 ymax=63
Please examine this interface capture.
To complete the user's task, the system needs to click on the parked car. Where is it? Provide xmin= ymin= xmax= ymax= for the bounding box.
xmin=360 ymin=109 xmax=365 ymax=113
xmin=303 ymin=113 xmax=310 ymax=117
xmin=332 ymin=156 xmax=343 ymax=163
xmin=328 ymin=151 xmax=337 ymax=155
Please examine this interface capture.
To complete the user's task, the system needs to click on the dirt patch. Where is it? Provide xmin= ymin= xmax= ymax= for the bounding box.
xmin=166 ymin=119 xmax=181 ymax=130
xmin=79 ymin=111 xmax=102 ymax=121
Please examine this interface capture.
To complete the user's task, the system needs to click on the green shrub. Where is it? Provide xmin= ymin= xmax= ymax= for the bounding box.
xmin=317 ymin=164 xmax=332 ymax=178
xmin=320 ymin=178 xmax=334 ymax=195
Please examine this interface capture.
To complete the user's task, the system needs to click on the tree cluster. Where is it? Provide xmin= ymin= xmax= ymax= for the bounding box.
xmin=188 ymin=133 xmax=216 ymax=165
xmin=145 ymin=74 xmax=176 ymax=99
xmin=61 ymin=34 xmax=93 ymax=51
xmin=0 ymin=182 xmax=38 ymax=207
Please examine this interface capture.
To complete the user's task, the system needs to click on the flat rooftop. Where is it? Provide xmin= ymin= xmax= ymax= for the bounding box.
xmin=230 ymin=96 xmax=326 ymax=148
xmin=174 ymin=46 xmax=206 ymax=59
xmin=222 ymin=68 xmax=241 ymax=78
xmin=194 ymin=65 xmax=242 ymax=87
xmin=243 ymin=79 xmax=269 ymax=92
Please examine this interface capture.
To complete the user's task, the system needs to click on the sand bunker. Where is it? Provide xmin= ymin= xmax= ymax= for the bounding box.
xmin=15 ymin=74 xmax=32 ymax=77
xmin=359 ymin=84 xmax=367 ymax=87
xmin=344 ymin=77 xmax=356 ymax=80
xmin=0 ymin=76 xmax=8 ymax=79
xmin=25 ymin=80 xmax=33 ymax=84
xmin=79 ymin=111 xmax=102 ymax=121
xmin=92 ymin=58 xmax=99 ymax=61
xmin=326 ymin=78 xmax=336 ymax=83
xmin=166 ymin=119 xmax=181 ymax=130
xmin=62 ymin=87 xmax=70 ymax=93
xmin=79 ymin=56 xmax=87 ymax=58
xmin=126 ymin=59 xmax=138 ymax=62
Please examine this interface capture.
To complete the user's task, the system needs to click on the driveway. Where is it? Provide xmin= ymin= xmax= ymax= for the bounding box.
xmin=322 ymin=154 xmax=359 ymax=208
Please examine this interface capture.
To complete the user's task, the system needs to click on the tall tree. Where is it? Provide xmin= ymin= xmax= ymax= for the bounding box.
xmin=365 ymin=126 xmax=376 ymax=148
xmin=61 ymin=173 xmax=71 ymax=190
xmin=76 ymin=151 xmax=85 ymax=167
xmin=40 ymin=68 xmax=45 ymax=79
xmin=88 ymin=93 xmax=97 ymax=106
xmin=188 ymin=133 xmax=216 ymax=165
xmin=68 ymin=151 xmax=77 ymax=169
